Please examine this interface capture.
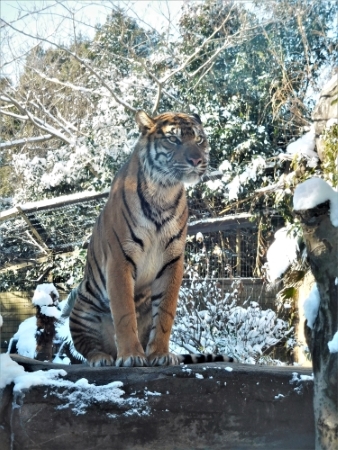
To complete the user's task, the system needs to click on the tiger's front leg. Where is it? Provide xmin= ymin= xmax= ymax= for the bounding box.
xmin=107 ymin=260 xmax=148 ymax=367
xmin=146 ymin=256 xmax=184 ymax=366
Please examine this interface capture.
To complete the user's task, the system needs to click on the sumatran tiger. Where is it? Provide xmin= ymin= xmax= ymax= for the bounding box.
xmin=69 ymin=111 xmax=235 ymax=367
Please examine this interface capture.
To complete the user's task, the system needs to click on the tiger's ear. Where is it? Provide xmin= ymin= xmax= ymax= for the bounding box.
xmin=135 ymin=110 xmax=155 ymax=133
xmin=190 ymin=113 xmax=202 ymax=124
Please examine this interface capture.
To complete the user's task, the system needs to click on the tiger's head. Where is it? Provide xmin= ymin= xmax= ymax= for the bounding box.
xmin=136 ymin=110 xmax=209 ymax=185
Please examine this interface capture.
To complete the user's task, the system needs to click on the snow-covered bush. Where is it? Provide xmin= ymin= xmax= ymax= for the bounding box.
xmin=171 ymin=279 xmax=294 ymax=365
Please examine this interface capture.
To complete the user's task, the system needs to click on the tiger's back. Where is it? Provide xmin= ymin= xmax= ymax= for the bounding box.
xmin=70 ymin=111 xmax=210 ymax=367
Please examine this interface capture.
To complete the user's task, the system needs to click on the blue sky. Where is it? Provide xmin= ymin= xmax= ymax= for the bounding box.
xmin=0 ymin=1 xmax=185 ymax=81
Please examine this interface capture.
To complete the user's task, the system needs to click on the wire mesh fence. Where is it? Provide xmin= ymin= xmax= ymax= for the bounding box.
xmin=185 ymin=226 xmax=258 ymax=279
xmin=0 ymin=190 xmax=283 ymax=352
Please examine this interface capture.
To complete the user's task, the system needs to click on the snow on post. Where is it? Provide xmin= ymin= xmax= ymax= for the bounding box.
xmin=293 ymin=177 xmax=338 ymax=227
xmin=32 ymin=284 xmax=61 ymax=362
xmin=303 ymin=283 xmax=320 ymax=330
xmin=293 ymin=177 xmax=338 ymax=450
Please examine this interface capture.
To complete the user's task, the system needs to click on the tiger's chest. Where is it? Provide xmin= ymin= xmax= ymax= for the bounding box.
xmin=133 ymin=219 xmax=186 ymax=288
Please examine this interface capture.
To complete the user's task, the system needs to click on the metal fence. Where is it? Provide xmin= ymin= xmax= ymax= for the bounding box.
xmin=0 ymin=189 xmax=282 ymax=351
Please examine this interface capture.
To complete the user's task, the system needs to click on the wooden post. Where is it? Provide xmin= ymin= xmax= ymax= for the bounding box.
xmin=294 ymin=200 xmax=338 ymax=450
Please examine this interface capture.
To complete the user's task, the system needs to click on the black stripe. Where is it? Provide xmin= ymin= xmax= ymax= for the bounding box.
xmin=90 ymin=245 xmax=106 ymax=290
xmin=155 ymin=255 xmax=181 ymax=280
xmin=122 ymin=210 xmax=144 ymax=250
xmin=110 ymin=233 xmax=137 ymax=279
xmin=172 ymin=187 xmax=184 ymax=211
xmin=122 ymin=186 xmax=137 ymax=227
xmin=84 ymin=274 xmax=102 ymax=302
xmin=134 ymin=292 xmax=146 ymax=304
xmin=181 ymin=354 xmax=193 ymax=364
xmin=178 ymin=205 xmax=188 ymax=222
xmin=151 ymin=293 xmax=163 ymax=302
xmin=137 ymin=168 xmax=153 ymax=223
xmin=165 ymin=224 xmax=186 ymax=250
xmin=78 ymin=292 xmax=106 ymax=313
xmin=72 ymin=312 xmax=100 ymax=324
xmin=155 ymin=151 xmax=167 ymax=161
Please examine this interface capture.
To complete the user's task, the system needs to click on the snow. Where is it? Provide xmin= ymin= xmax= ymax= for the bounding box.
xmin=0 ymin=314 xmax=3 ymax=328
xmin=226 ymin=156 xmax=266 ymax=200
xmin=195 ymin=373 xmax=204 ymax=379
xmin=293 ymin=178 xmax=338 ymax=227
xmin=0 ymin=353 xmax=26 ymax=389
xmin=205 ymin=179 xmax=223 ymax=191
xmin=0 ymin=353 xmax=66 ymax=391
xmin=303 ymin=283 xmax=320 ymax=329
xmin=274 ymin=393 xmax=285 ymax=399
xmin=326 ymin=118 xmax=338 ymax=129
xmin=11 ymin=316 xmax=37 ymax=358
xmin=40 ymin=305 xmax=61 ymax=319
xmin=0 ymin=353 xmax=152 ymax=417
xmin=328 ymin=331 xmax=338 ymax=353
xmin=300 ymin=374 xmax=314 ymax=381
xmin=291 ymin=372 xmax=314 ymax=384
xmin=286 ymin=126 xmax=318 ymax=167
xmin=32 ymin=283 xmax=59 ymax=308
xmin=54 ymin=378 xmax=126 ymax=416
xmin=219 ymin=160 xmax=232 ymax=172
xmin=265 ymin=226 xmax=298 ymax=282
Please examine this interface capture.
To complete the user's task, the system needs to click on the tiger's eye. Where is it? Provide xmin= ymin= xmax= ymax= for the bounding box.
xmin=196 ymin=136 xmax=204 ymax=145
xmin=168 ymin=136 xmax=180 ymax=144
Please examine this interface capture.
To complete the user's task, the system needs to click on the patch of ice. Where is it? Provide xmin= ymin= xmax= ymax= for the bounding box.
xmin=195 ymin=373 xmax=204 ymax=379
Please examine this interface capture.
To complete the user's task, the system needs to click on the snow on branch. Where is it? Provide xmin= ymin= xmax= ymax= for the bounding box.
xmin=0 ymin=134 xmax=53 ymax=149
xmin=1 ymin=94 xmax=74 ymax=145
xmin=1 ymin=19 xmax=138 ymax=114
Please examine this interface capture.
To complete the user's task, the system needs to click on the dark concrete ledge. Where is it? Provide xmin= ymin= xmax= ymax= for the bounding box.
xmin=1 ymin=355 xmax=314 ymax=450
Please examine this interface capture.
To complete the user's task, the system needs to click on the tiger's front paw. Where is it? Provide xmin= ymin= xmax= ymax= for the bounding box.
xmin=148 ymin=352 xmax=179 ymax=366
xmin=87 ymin=351 xmax=115 ymax=367
xmin=115 ymin=353 xmax=148 ymax=367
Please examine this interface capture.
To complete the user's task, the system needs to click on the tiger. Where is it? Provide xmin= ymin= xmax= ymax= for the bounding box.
xmin=69 ymin=110 xmax=235 ymax=367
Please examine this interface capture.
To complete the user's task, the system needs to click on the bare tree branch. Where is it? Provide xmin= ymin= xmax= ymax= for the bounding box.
xmin=1 ymin=18 xmax=138 ymax=114
xmin=0 ymin=134 xmax=53 ymax=149
xmin=1 ymin=94 xmax=74 ymax=145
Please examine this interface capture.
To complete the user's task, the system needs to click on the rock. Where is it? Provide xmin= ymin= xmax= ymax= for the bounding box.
xmin=0 ymin=356 xmax=314 ymax=450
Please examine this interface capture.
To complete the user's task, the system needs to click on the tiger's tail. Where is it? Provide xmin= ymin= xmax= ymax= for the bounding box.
xmin=177 ymin=353 xmax=237 ymax=364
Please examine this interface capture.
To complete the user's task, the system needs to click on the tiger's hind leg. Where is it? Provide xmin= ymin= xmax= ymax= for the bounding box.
xmin=70 ymin=307 xmax=117 ymax=367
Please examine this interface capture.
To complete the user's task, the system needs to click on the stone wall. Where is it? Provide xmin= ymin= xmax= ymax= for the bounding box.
xmin=0 ymin=356 xmax=315 ymax=450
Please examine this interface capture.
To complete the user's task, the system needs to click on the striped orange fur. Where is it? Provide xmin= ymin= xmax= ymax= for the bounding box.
xmin=69 ymin=111 xmax=210 ymax=367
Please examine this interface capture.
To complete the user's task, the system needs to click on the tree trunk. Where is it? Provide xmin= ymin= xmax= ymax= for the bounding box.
xmin=294 ymin=201 xmax=338 ymax=450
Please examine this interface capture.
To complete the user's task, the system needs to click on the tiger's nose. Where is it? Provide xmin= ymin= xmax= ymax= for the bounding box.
xmin=187 ymin=157 xmax=203 ymax=167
